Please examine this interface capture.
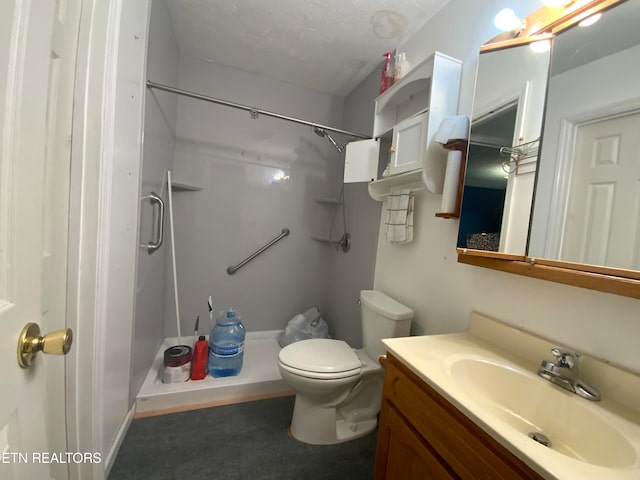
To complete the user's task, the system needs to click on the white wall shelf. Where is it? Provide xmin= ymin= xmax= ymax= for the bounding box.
xmin=314 ymin=197 xmax=342 ymax=205
xmin=368 ymin=170 xmax=424 ymax=201
xmin=310 ymin=236 xmax=338 ymax=244
xmin=345 ymin=51 xmax=462 ymax=193
xmin=171 ymin=181 xmax=202 ymax=191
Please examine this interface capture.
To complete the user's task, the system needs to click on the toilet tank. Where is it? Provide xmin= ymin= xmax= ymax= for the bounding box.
xmin=360 ymin=290 xmax=413 ymax=361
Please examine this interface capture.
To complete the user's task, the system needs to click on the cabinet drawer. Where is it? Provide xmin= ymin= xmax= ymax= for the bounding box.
xmin=382 ymin=355 xmax=543 ymax=480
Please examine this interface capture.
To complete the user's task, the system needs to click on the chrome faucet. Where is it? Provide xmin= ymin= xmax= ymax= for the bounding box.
xmin=537 ymin=348 xmax=601 ymax=401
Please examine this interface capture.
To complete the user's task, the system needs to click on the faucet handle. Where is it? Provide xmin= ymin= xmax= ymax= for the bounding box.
xmin=550 ymin=348 xmax=580 ymax=369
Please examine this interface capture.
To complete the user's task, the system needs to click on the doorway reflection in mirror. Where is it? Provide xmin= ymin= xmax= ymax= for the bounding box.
xmin=458 ymin=44 xmax=550 ymax=254
xmin=528 ymin=0 xmax=640 ymax=270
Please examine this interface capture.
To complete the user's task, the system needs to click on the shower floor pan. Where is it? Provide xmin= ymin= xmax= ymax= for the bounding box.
xmin=135 ymin=330 xmax=293 ymax=418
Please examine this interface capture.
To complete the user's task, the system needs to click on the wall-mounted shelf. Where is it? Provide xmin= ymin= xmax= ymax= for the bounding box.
xmin=344 ymin=51 xmax=462 ymax=193
xmin=171 ymin=181 xmax=202 ymax=192
xmin=314 ymin=197 xmax=342 ymax=205
xmin=368 ymin=170 xmax=424 ymax=201
xmin=310 ymin=236 xmax=336 ymax=244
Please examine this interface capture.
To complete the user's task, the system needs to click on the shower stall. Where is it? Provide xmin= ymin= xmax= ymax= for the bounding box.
xmin=131 ymin=0 xmax=380 ymax=416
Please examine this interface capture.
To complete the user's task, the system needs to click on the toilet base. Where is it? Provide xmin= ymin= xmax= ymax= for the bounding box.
xmin=290 ymin=395 xmax=378 ymax=445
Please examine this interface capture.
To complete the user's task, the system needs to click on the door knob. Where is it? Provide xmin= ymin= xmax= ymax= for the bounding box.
xmin=17 ymin=322 xmax=73 ymax=368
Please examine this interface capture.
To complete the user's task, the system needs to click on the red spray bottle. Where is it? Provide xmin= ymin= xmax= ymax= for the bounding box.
xmin=379 ymin=52 xmax=394 ymax=94
xmin=190 ymin=335 xmax=209 ymax=380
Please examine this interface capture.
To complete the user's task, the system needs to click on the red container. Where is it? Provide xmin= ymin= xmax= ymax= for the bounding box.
xmin=190 ymin=336 xmax=208 ymax=380
xmin=380 ymin=52 xmax=394 ymax=94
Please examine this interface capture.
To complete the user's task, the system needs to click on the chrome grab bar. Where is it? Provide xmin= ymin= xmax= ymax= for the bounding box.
xmin=227 ymin=228 xmax=290 ymax=275
xmin=141 ymin=192 xmax=165 ymax=254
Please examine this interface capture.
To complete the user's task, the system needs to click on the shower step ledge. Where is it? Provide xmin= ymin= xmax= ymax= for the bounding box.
xmin=135 ymin=330 xmax=292 ymax=417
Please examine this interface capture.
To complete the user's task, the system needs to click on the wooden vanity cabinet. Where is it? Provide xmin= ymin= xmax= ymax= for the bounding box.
xmin=374 ymin=354 xmax=544 ymax=480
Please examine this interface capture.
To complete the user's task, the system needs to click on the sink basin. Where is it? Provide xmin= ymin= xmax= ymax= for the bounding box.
xmin=447 ymin=356 xmax=637 ymax=468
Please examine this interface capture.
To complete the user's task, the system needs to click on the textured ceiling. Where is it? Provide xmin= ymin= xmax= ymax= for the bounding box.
xmin=165 ymin=0 xmax=452 ymax=96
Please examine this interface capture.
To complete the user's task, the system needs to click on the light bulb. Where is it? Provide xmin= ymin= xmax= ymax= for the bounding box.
xmin=494 ymin=8 xmax=525 ymax=33
xmin=529 ymin=40 xmax=551 ymax=52
xmin=579 ymin=12 xmax=602 ymax=27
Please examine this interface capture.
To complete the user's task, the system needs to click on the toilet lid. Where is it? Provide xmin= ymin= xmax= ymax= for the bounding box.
xmin=279 ymin=339 xmax=361 ymax=374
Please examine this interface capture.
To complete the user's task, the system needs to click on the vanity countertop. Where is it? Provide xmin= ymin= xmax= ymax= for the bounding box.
xmin=382 ymin=313 xmax=640 ymax=480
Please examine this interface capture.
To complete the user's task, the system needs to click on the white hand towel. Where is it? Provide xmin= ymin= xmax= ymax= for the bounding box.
xmin=385 ymin=188 xmax=414 ymax=243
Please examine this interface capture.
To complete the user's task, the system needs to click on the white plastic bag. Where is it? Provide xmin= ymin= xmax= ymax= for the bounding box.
xmin=278 ymin=307 xmax=330 ymax=347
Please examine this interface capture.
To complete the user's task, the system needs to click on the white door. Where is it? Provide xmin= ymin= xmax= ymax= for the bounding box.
xmin=561 ymin=111 xmax=640 ymax=269
xmin=0 ymin=1 xmax=81 ymax=479
xmin=499 ymin=83 xmax=538 ymax=255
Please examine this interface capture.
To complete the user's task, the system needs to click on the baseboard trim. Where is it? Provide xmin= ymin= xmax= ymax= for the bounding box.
xmin=104 ymin=404 xmax=136 ymax=477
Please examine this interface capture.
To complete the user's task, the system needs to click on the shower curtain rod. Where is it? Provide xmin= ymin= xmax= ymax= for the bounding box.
xmin=146 ymin=80 xmax=371 ymax=140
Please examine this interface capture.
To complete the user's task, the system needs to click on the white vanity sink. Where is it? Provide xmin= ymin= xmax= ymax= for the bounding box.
xmin=447 ymin=355 xmax=636 ymax=468
xmin=382 ymin=313 xmax=640 ymax=479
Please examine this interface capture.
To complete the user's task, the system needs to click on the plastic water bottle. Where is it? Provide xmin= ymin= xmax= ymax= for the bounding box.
xmin=208 ymin=308 xmax=245 ymax=377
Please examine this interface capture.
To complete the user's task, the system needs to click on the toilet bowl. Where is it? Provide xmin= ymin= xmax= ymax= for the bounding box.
xmin=277 ymin=290 xmax=413 ymax=445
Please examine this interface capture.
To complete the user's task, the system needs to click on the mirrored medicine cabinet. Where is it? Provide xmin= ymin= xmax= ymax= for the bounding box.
xmin=457 ymin=0 xmax=640 ymax=300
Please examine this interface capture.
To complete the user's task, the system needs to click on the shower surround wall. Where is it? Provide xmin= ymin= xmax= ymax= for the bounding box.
xmin=131 ymin=0 xmax=179 ymax=403
xmin=167 ymin=55 xmax=346 ymax=337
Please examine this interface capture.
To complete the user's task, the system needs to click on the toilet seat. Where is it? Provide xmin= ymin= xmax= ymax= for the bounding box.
xmin=279 ymin=362 xmax=361 ymax=380
xmin=278 ymin=339 xmax=361 ymax=379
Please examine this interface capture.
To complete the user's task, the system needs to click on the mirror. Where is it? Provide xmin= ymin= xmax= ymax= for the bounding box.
xmin=458 ymin=44 xmax=550 ymax=253
xmin=528 ymin=0 xmax=640 ymax=271
xmin=457 ymin=0 xmax=640 ymax=299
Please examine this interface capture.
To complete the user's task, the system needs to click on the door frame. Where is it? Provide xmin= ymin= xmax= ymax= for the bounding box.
xmin=65 ymin=0 xmax=151 ymax=478
xmin=543 ymin=99 xmax=640 ymax=259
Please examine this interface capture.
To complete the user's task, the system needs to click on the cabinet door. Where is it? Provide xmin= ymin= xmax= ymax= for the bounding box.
xmin=391 ymin=112 xmax=428 ymax=175
xmin=344 ymin=138 xmax=380 ymax=183
xmin=375 ymin=401 xmax=455 ymax=480
xmin=380 ymin=355 xmax=545 ymax=480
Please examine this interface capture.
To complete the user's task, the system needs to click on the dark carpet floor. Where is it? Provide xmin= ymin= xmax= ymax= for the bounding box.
xmin=109 ymin=396 xmax=377 ymax=480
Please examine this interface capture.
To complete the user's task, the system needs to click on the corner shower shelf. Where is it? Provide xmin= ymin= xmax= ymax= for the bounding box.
xmin=310 ymin=236 xmax=339 ymax=244
xmin=314 ymin=197 xmax=342 ymax=205
xmin=368 ymin=170 xmax=424 ymax=201
xmin=171 ymin=181 xmax=202 ymax=191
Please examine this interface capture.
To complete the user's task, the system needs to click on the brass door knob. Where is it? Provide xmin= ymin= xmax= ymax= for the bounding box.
xmin=17 ymin=322 xmax=73 ymax=368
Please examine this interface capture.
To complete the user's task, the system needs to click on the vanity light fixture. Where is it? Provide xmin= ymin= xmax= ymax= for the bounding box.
xmin=493 ymin=8 xmax=526 ymax=36
xmin=542 ymin=0 xmax=574 ymax=7
xmin=579 ymin=12 xmax=602 ymax=26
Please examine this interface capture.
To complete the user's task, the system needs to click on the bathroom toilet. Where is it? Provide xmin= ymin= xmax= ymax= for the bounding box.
xmin=277 ymin=290 xmax=413 ymax=445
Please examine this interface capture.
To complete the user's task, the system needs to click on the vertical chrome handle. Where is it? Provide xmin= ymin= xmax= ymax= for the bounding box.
xmin=142 ymin=192 xmax=165 ymax=254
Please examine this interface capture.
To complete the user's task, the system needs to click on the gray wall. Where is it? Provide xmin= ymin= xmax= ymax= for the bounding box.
xmin=131 ymin=0 xmax=179 ymax=402
xmin=324 ymin=68 xmax=383 ymax=347
xmin=345 ymin=0 xmax=640 ymax=372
